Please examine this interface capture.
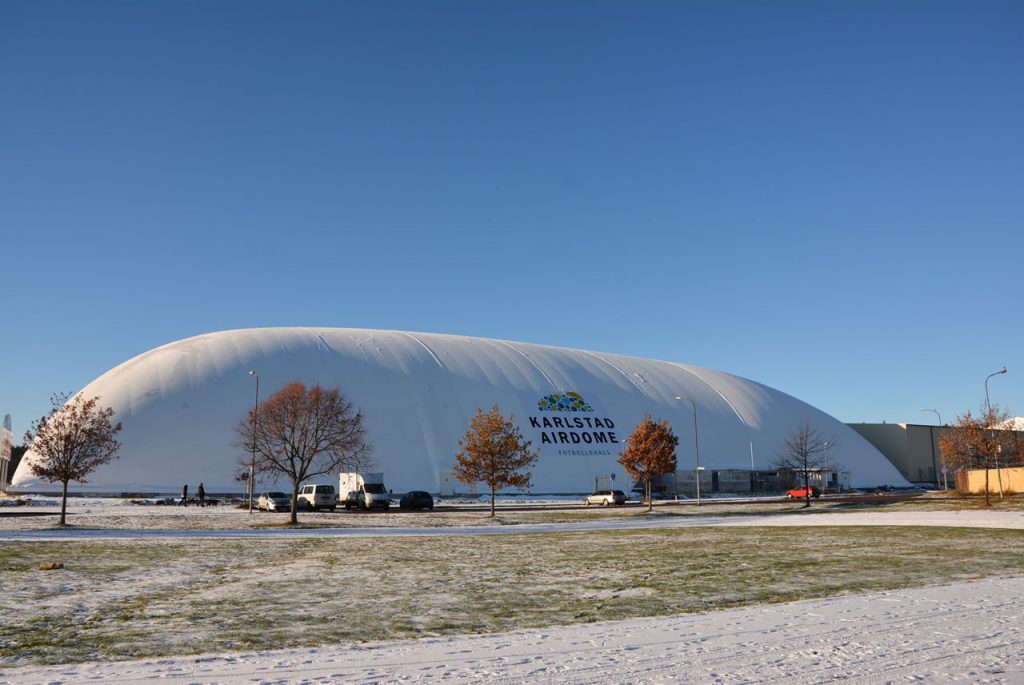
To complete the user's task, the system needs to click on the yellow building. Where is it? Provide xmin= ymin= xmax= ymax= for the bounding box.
xmin=956 ymin=467 xmax=1024 ymax=495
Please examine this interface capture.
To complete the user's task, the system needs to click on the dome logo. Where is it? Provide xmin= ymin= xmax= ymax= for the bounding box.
xmin=537 ymin=392 xmax=593 ymax=413
xmin=525 ymin=391 xmax=619 ymax=458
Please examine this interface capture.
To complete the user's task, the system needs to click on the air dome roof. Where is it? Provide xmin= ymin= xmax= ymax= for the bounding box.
xmin=12 ymin=328 xmax=907 ymax=494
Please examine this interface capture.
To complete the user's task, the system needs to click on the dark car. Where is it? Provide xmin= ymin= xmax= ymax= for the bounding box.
xmin=786 ymin=485 xmax=821 ymax=499
xmin=399 ymin=490 xmax=434 ymax=510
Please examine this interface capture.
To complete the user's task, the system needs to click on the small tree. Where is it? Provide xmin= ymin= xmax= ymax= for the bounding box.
xmin=619 ymin=415 xmax=678 ymax=511
xmin=23 ymin=393 xmax=122 ymax=525
xmin=235 ymin=381 xmax=370 ymax=524
xmin=774 ymin=420 xmax=833 ymax=508
xmin=452 ymin=405 xmax=539 ymax=517
xmin=940 ymin=404 xmax=1013 ymax=505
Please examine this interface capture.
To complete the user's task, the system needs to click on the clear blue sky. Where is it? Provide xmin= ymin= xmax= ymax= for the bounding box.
xmin=2 ymin=1 xmax=1021 ymax=440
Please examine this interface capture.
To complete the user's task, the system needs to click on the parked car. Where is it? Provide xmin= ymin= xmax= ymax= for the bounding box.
xmin=297 ymin=483 xmax=338 ymax=511
xmin=786 ymin=485 xmax=821 ymax=499
xmin=585 ymin=489 xmax=627 ymax=506
xmin=257 ymin=491 xmax=291 ymax=511
xmin=399 ymin=490 xmax=434 ymax=510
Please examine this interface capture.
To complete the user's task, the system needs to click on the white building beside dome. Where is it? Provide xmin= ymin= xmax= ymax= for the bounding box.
xmin=12 ymin=328 xmax=908 ymax=495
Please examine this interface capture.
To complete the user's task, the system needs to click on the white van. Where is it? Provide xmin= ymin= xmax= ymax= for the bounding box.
xmin=297 ymin=483 xmax=338 ymax=511
xmin=339 ymin=472 xmax=390 ymax=510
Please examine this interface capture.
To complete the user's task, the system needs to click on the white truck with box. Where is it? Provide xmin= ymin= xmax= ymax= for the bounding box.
xmin=339 ymin=472 xmax=390 ymax=510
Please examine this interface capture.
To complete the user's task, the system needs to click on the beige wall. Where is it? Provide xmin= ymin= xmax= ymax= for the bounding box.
xmin=956 ymin=467 xmax=1024 ymax=494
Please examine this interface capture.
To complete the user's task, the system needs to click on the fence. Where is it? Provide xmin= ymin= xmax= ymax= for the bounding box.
xmin=955 ymin=467 xmax=1024 ymax=495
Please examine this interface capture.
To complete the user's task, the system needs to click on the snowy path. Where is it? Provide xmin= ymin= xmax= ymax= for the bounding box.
xmin=3 ymin=509 xmax=1023 ymax=541
xmin=3 ymin=575 xmax=1021 ymax=684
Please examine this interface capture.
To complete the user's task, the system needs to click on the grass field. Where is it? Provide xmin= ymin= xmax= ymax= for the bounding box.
xmin=2 ymin=524 xmax=1023 ymax=667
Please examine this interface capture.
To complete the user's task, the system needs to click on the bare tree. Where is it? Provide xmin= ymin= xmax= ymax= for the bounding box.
xmin=619 ymin=415 xmax=679 ymax=511
xmin=452 ymin=405 xmax=539 ymax=517
xmin=774 ymin=420 xmax=834 ymax=508
xmin=24 ymin=393 xmax=122 ymax=525
xmin=235 ymin=381 xmax=370 ymax=524
xmin=939 ymin=404 xmax=1014 ymax=505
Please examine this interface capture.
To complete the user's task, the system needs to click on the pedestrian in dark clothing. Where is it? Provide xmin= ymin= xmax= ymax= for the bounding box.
xmin=197 ymin=483 xmax=206 ymax=507
xmin=181 ymin=484 xmax=188 ymax=506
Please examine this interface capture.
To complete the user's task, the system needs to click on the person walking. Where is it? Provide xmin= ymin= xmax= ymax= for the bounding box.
xmin=180 ymin=484 xmax=189 ymax=506
xmin=197 ymin=482 xmax=206 ymax=507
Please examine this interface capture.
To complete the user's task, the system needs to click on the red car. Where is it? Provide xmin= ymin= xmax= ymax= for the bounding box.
xmin=786 ymin=485 xmax=821 ymax=499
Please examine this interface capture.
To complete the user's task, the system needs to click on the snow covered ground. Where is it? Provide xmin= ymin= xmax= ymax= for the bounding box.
xmin=3 ymin=575 xmax=1021 ymax=684
xmin=1 ymin=496 xmax=1023 ymax=683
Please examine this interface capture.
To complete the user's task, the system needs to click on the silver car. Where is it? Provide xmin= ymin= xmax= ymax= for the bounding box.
xmin=257 ymin=491 xmax=291 ymax=511
xmin=585 ymin=489 xmax=627 ymax=506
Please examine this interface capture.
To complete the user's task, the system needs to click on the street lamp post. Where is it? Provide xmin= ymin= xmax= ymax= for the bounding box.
xmin=984 ymin=367 xmax=1008 ymax=499
xmin=919 ymin=408 xmax=945 ymax=490
xmin=985 ymin=367 xmax=1007 ymax=419
xmin=823 ymin=442 xmax=830 ymax=493
xmin=248 ymin=370 xmax=260 ymax=514
xmin=675 ymin=395 xmax=701 ymax=506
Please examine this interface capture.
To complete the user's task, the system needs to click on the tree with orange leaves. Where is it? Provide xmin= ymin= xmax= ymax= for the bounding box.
xmin=619 ymin=415 xmax=678 ymax=511
xmin=940 ymin=404 xmax=1015 ymax=505
xmin=452 ymin=405 xmax=539 ymax=517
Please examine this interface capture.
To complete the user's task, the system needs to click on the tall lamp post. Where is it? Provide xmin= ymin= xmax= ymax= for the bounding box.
xmin=248 ymin=370 xmax=260 ymax=514
xmin=675 ymin=395 xmax=701 ymax=506
xmin=919 ymin=408 xmax=945 ymax=490
xmin=823 ymin=442 xmax=830 ymax=493
xmin=985 ymin=367 xmax=1007 ymax=419
xmin=984 ymin=367 xmax=1008 ymax=499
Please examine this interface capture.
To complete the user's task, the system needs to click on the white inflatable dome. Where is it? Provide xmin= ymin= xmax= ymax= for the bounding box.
xmin=12 ymin=328 xmax=907 ymax=494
